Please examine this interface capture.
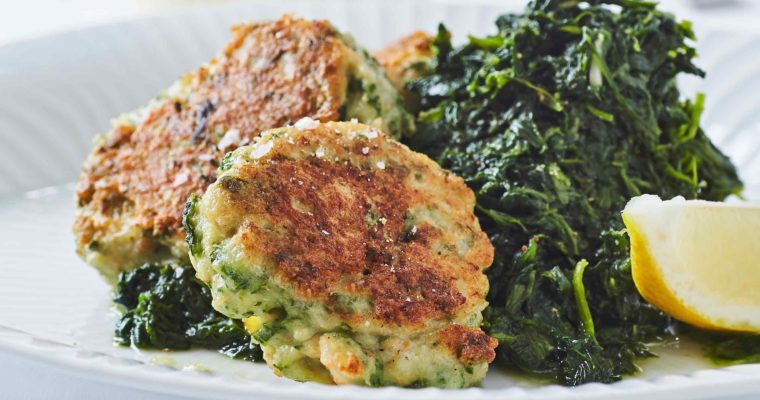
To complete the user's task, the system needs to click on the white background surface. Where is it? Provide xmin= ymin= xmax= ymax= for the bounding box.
xmin=2 ymin=1 xmax=760 ymax=399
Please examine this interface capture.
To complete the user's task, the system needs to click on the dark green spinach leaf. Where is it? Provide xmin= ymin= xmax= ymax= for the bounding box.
xmin=114 ymin=264 xmax=261 ymax=362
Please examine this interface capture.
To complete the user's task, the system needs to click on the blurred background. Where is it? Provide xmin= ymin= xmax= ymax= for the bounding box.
xmin=2 ymin=0 xmax=760 ymax=46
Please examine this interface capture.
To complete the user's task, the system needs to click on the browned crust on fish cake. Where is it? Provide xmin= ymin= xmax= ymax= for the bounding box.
xmin=216 ymin=122 xmax=494 ymax=327
xmin=373 ymin=31 xmax=433 ymax=109
xmin=438 ymin=324 xmax=498 ymax=364
xmin=75 ymin=15 xmax=351 ymax=265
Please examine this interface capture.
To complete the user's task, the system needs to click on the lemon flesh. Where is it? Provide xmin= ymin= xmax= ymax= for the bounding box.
xmin=622 ymin=194 xmax=760 ymax=333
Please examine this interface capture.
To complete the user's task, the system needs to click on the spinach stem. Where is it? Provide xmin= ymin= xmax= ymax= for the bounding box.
xmin=573 ymin=259 xmax=598 ymax=344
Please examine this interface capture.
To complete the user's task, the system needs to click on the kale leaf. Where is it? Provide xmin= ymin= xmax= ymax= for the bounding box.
xmin=114 ymin=264 xmax=261 ymax=361
xmin=407 ymin=0 xmax=741 ymax=385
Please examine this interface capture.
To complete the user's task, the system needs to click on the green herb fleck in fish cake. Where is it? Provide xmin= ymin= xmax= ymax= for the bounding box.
xmin=185 ymin=120 xmax=496 ymax=387
xmin=74 ymin=15 xmax=414 ymax=281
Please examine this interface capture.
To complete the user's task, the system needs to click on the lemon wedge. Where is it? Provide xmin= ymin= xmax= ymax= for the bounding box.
xmin=622 ymin=194 xmax=760 ymax=333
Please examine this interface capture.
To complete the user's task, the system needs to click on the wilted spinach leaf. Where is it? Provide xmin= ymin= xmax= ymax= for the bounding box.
xmin=114 ymin=264 xmax=261 ymax=362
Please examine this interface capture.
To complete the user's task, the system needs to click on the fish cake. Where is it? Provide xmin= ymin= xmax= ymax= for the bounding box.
xmin=74 ymin=15 xmax=413 ymax=280
xmin=374 ymin=31 xmax=434 ymax=111
xmin=185 ymin=120 xmax=496 ymax=387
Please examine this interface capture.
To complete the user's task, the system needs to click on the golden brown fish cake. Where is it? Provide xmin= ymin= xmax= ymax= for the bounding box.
xmin=74 ymin=15 xmax=413 ymax=280
xmin=374 ymin=31 xmax=434 ymax=111
xmin=186 ymin=120 xmax=496 ymax=387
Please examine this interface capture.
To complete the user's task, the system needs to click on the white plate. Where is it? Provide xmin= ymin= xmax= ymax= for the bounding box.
xmin=2 ymin=1 xmax=760 ymax=399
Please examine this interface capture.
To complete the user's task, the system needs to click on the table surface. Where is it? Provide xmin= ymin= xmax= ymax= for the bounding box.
xmin=1 ymin=1 xmax=759 ymax=399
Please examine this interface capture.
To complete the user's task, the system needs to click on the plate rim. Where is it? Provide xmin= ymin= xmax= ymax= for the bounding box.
xmin=4 ymin=319 xmax=760 ymax=400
